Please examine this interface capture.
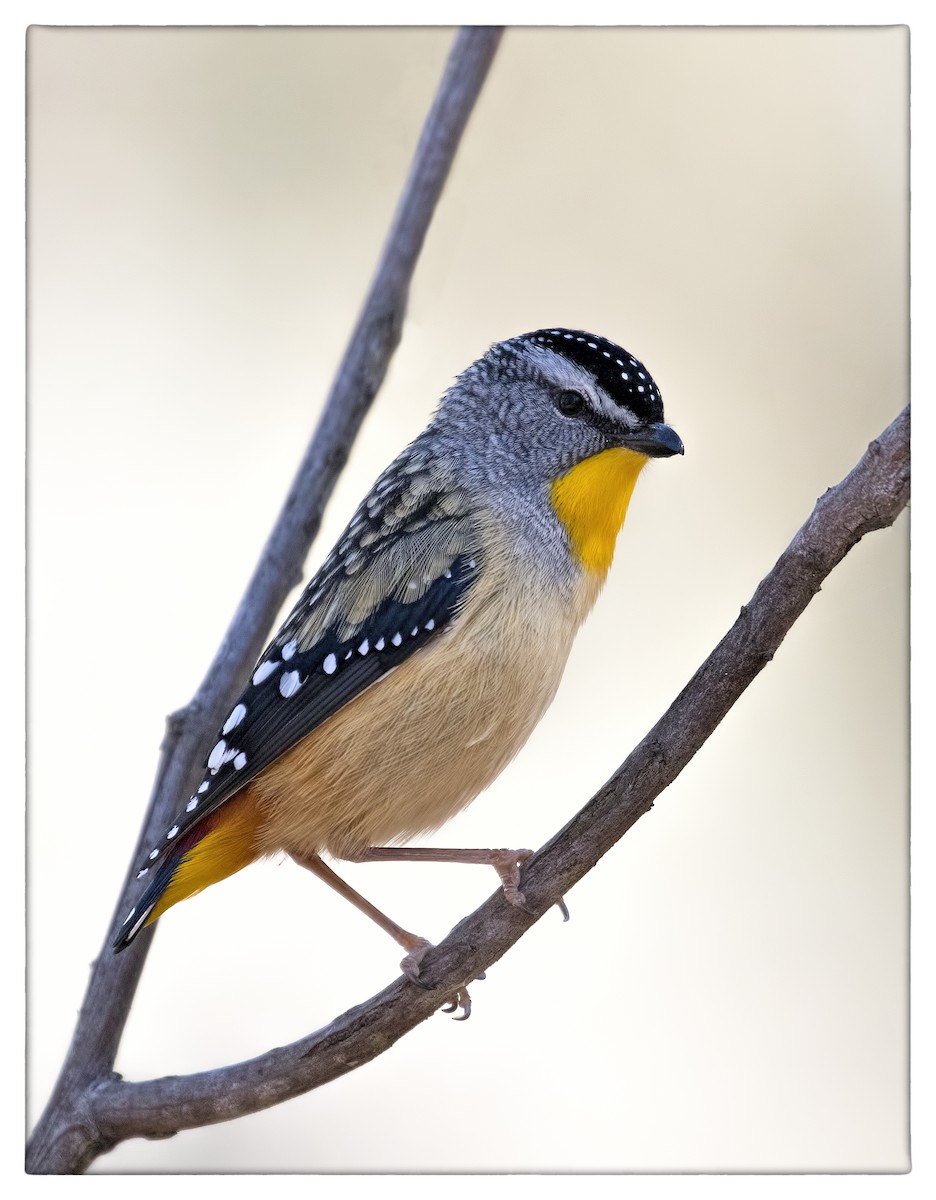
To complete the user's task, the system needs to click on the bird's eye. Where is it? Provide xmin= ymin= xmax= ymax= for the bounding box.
xmin=556 ymin=390 xmax=586 ymax=416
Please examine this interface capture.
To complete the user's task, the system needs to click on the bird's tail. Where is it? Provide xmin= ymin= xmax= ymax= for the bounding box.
xmin=112 ymin=788 xmax=264 ymax=952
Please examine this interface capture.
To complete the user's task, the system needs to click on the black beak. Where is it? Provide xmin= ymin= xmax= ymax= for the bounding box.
xmin=622 ymin=422 xmax=684 ymax=459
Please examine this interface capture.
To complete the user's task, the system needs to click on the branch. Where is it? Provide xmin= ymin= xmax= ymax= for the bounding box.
xmin=78 ymin=407 xmax=910 ymax=1155
xmin=26 ymin=26 xmax=504 ymax=1176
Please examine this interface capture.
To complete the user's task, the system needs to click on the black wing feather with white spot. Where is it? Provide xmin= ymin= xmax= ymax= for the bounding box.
xmin=189 ymin=550 xmax=479 ymax=813
xmin=130 ymin=459 xmax=482 ymax=882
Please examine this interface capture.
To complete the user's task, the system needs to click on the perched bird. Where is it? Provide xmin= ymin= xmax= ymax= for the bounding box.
xmin=113 ymin=328 xmax=683 ymax=1011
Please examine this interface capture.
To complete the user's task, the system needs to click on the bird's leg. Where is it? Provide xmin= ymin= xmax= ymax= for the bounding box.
xmin=345 ymin=846 xmax=570 ymax=921
xmin=289 ymin=851 xmax=473 ymax=1017
xmin=289 ymin=851 xmax=429 ymax=974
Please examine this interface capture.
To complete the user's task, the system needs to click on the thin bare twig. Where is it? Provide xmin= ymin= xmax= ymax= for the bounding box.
xmin=27 ymin=27 xmax=504 ymax=1176
xmin=60 ymin=407 xmax=910 ymax=1162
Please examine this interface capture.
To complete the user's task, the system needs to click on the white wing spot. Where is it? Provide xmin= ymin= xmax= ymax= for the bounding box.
xmin=425 ymin=619 xmax=435 ymax=631
xmin=443 ymin=569 xmax=452 ymax=579
xmin=186 ymin=797 xmax=198 ymax=812
xmin=411 ymin=627 xmax=419 ymax=637
xmin=637 ymin=385 xmax=645 ymax=393
xmin=233 ymin=752 xmax=248 ymax=771
xmin=391 ymin=632 xmax=403 ymax=647
xmin=282 ymin=640 xmax=297 ymax=661
xmin=323 ymin=653 xmax=338 ymax=675
xmin=223 ymin=703 xmax=247 ymax=734
xmin=344 ymin=649 xmax=353 ymax=660
xmin=149 ymin=849 xmax=159 ymax=861
xmin=208 ymin=739 xmax=227 ymax=771
xmin=638 ymin=372 xmax=646 ymax=379
xmin=167 ymin=825 xmax=179 ymax=840
xmin=136 ymin=868 xmax=149 ymax=880
xmin=280 ymin=670 xmax=302 ymax=697
xmin=358 ymin=638 xmax=369 ymax=655
xmin=198 ymin=781 xmax=210 ymax=794
xmin=621 ymin=372 xmax=629 ymax=380
xmin=587 ymin=342 xmax=597 ymax=349
xmin=253 ymin=659 xmax=279 ymax=686
xmin=375 ymin=637 xmax=385 ymax=651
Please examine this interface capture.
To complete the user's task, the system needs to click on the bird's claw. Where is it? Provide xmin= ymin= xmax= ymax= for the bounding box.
xmin=441 ymin=988 xmax=472 ymax=1020
xmin=402 ymin=935 xmax=484 ymax=1020
xmin=440 ymin=968 xmax=485 ymax=1019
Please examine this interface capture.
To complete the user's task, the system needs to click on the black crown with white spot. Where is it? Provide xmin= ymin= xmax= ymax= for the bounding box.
xmin=513 ymin=328 xmax=664 ymax=425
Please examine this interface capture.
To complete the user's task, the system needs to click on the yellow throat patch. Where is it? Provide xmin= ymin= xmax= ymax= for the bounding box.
xmin=551 ymin=447 xmax=649 ymax=576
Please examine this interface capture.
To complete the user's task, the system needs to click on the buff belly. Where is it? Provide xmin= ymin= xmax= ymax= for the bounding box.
xmin=247 ymin=577 xmax=585 ymax=861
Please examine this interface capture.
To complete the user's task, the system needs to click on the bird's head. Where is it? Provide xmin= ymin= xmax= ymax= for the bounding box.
xmin=430 ymin=328 xmax=683 ymax=575
xmin=435 ymin=327 xmax=683 ymax=483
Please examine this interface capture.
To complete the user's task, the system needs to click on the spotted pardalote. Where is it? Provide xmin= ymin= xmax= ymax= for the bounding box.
xmin=114 ymin=328 xmax=683 ymax=1013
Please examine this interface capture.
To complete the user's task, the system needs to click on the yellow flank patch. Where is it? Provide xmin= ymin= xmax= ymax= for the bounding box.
xmin=147 ymin=791 xmax=262 ymax=925
xmin=551 ymin=447 xmax=649 ymax=576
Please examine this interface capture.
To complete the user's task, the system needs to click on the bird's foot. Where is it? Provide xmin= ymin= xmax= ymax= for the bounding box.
xmin=400 ymin=938 xmax=485 ymax=1020
xmin=490 ymin=849 xmax=570 ymax=921
xmin=490 ymin=848 xmax=534 ymax=911
xmin=399 ymin=936 xmax=434 ymax=985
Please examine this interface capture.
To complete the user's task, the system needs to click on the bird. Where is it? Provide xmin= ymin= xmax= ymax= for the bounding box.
xmin=113 ymin=327 xmax=683 ymax=1014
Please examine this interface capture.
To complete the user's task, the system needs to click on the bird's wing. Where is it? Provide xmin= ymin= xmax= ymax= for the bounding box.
xmin=134 ymin=464 xmax=483 ymax=878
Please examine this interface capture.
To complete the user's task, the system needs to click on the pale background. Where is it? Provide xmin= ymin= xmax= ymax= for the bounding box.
xmin=27 ymin=26 xmax=909 ymax=1172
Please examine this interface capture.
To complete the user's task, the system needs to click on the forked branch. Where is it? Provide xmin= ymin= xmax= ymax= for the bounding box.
xmin=26 ymin=22 xmax=909 ymax=1178
xmin=52 ymin=407 xmax=912 ymax=1164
